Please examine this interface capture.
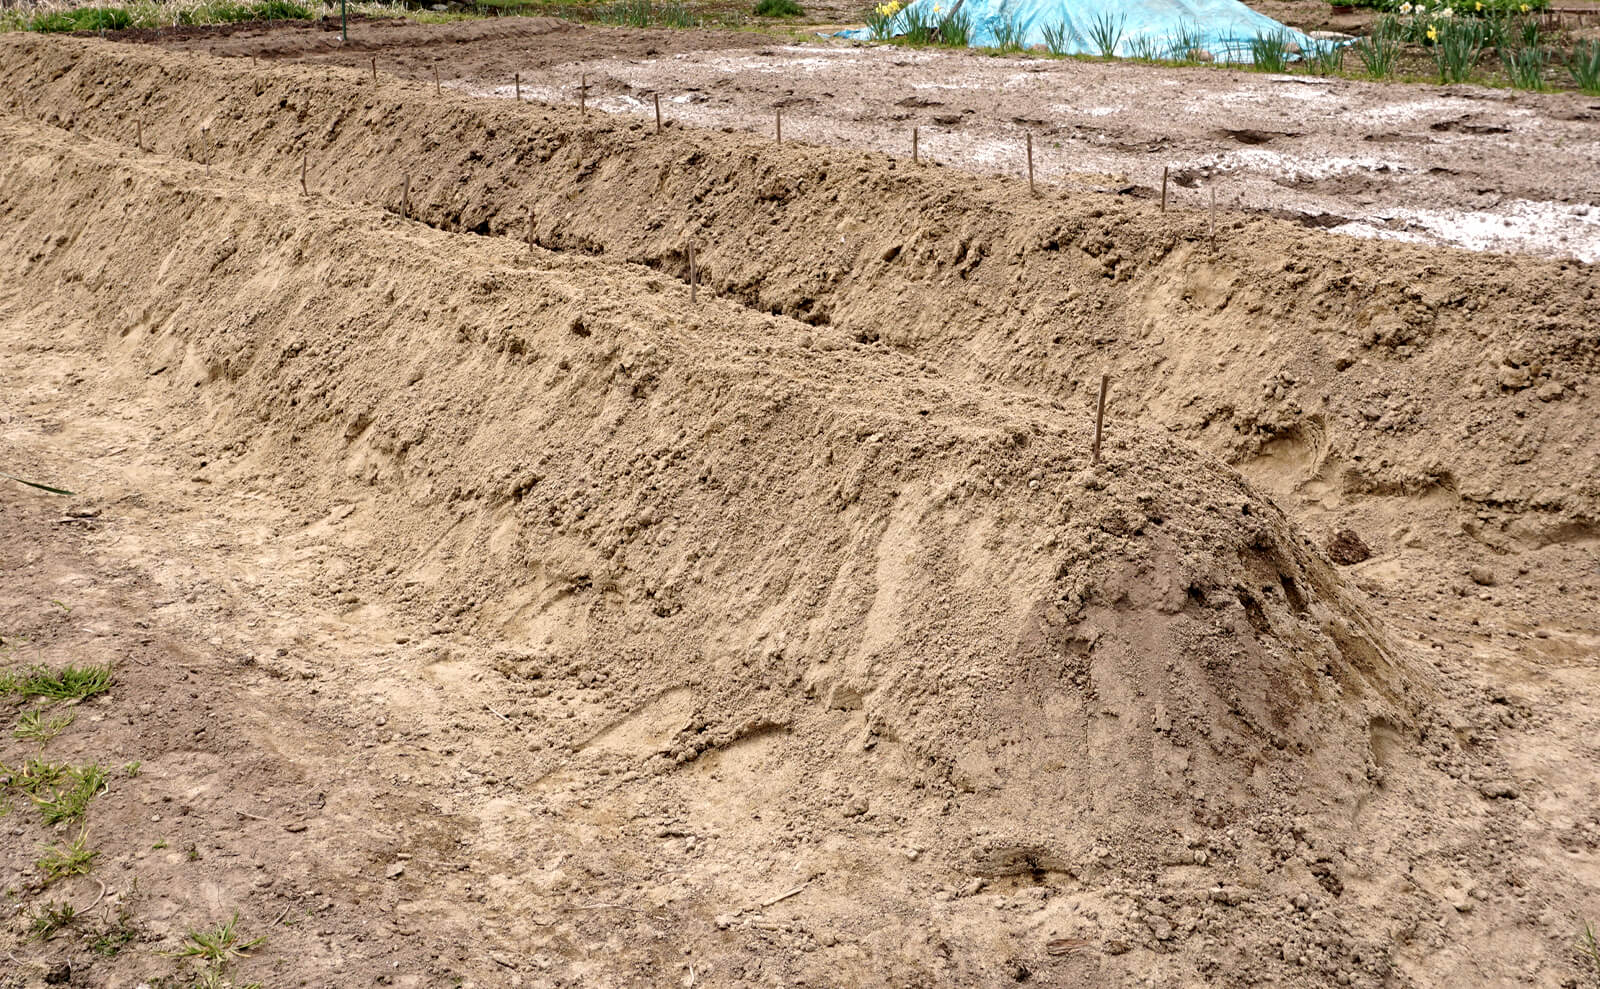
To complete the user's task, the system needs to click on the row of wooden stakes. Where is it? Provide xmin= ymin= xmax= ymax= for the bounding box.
xmin=349 ymin=52 xmax=1223 ymax=243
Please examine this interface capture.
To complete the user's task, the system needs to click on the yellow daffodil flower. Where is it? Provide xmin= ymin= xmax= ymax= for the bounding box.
xmin=1426 ymin=25 xmax=1438 ymax=40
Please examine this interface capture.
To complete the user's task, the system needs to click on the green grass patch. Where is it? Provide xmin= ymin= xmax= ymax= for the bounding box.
xmin=0 ymin=662 xmax=114 ymax=702
xmin=3 ymin=759 xmax=110 ymax=824
xmin=1570 ymin=40 xmax=1600 ymax=94
xmin=14 ymin=708 xmax=76 ymax=744
xmin=38 ymin=829 xmax=97 ymax=883
xmin=1084 ymin=9 xmax=1124 ymax=56
xmin=1248 ymin=29 xmax=1291 ymax=72
xmin=90 ymin=903 xmax=140 ymax=956
xmin=3 ymin=0 xmax=311 ymax=33
xmin=27 ymin=900 xmax=79 ymax=941
xmin=176 ymin=913 xmax=268 ymax=964
xmin=752 ymin=0 xmax=800 ymax=16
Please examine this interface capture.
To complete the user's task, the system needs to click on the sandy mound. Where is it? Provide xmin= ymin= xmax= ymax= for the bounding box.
xmin=2 ymin=34 xmax=1593 ymax=551
xmin=0 ymin=105 xmax=1441 ymax=922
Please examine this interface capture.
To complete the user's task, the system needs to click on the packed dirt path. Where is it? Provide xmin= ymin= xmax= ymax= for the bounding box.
xmin=127 ymin=16 xmax=1600 ymax=262
xmin=1 ymin=30 xmax=1599 ymax=989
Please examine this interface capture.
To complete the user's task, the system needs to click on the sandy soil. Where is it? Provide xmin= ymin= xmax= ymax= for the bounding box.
xmin=1 ymin=27 xmax=1598 ymax=989
xmin=128 ymin=16 xmax=1600 ymax=262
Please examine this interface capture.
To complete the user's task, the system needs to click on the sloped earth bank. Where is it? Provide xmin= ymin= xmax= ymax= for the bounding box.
xmin=4 ymin=34 xmax=1597 ymax=544
xmin=117 ymin=16 xmax=1600 ymax=261
xmin=0 ymin=36 xmax=1596 ymax=989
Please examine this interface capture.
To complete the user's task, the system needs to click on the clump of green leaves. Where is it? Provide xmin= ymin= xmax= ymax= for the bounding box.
xmin=1579 ymin=918 xmax=1600 ymax=981
xmin=991 ymin=14 xmax=1025 ymax=53
xmin=90 ymin=903 xmax=141 ymax=956
xmin=176 ymin=913 xmax=267 ymax=965
xmin=1354 ymin=21 xmax=1402 ymax=78
xmin=1304 ymin=39 xmax=1345 ymax=75
xmin=1126 ymin=34 xmax=1162 ymax=60
xmin=38 ymin=830 xmax=97 ymax=882
xmin=1570 ymin=40 xmax=1600 ymax=95
xmin=2 ymin=759 xmax=109 ymax=824
xmin=1432 ymin=17 xmax=1485 ymax=83
xmin=28 ymin=900 xmax=79 ymax=940
xmin=753 ymin=0 xmax=802 ymax=15
xmin=934 ymin=5 xmax=971 ymax=46
xmin=1500 ymin=40 xmax=1546 ymax=90
xmin=15 ymin=708 xmax=75 ymax=744
xmin=894 ymin=2 xmax=929 ymax=43
xmin=0 ymin=662 xmax=114 ymax=701
xmin=1040 ymin=19 xmax=1073 ymax=55
xmin=1084 ymin=10 xmax=1124 ymax=57
xmin=9 ymin=0 xmax=311 ymax=33
xmin=1249 ymin=30 xmax=1292 ymax=72
xmin=1165 ymin=21 xmax=1204 ymax=61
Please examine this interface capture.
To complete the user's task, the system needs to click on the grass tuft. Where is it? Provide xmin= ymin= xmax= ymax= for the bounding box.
xmin=1165 ymin=20 xmax=1204 ymax=62
xmin=90 ymin=902 xmax=140 ymax=956
xmin=1580 ymin=918 xmax=1600 ymax=980
xmin=1248 ymin=30 xmax=1291 ymax=73
xmin=990 ymin=13 xmax=1024 ymax=53
xmin=1 ymin=662 xmax=114 ymax=702
xmin=38 ymin=829 xmax=97 ymax=882
xmin=1570 ymin=40 xmax=1600 ymax=95
xmin=15 ymin=708 xmax=76 ymax=744
xmin=1304 ymin=39 xmax=1344 ymax=76
xmin=934 ymin=5 xmax=970 ymax=47
xmin=176 ymin=913 xmax=268 ymax=964
xmin=1354 ymin=23 xmax=1401 ymax=79
xmin=1126 ymin=33 xmax=1161 ymax=61
xmin=5 ymin=0 xmax=310 ymax=32
xmin=1084 ymin=10 xmax=1124 ymax=57
xmin=1500 ymin=40 xmax=1547 ymax=90
xmin=3 ymin=758 xmax=110 ymax=824
xmin=1040 ymin=19 xmax=1072 ymax=55
xmin=28 ymin=900 xmax=79 ymax=941
xmin=752 ymin=0 xmax=801 ymax=16
xmin=1432 ymin=17 xmax=1485 ymax=84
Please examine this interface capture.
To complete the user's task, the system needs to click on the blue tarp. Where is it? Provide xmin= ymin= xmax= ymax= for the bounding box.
xmin=838 ymin=0 xmax=1324 ymax=64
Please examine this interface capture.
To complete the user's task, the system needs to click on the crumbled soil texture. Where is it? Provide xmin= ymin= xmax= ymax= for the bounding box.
xmin=117 ymin=15 xmax=1600 ymax=261
xmin=2 ymin=30 xmax=1599 ymax=989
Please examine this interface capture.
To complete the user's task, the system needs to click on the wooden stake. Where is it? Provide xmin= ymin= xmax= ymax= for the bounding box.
xmin=1025 ymin=131 xmax=1035 ymax=196
xmin=370 ymin=56 xmax=376 ymax=86
xmin=527 ymin=207 xmax=535 ymax=254
xmin=1209 ymin=184 xmax=1217 ymax=249
xmin=514 ymin=72 xmax=520 ymax=101
xmin=435 ymin=66 xmax=441 ymax=95
xmin=775 ymin=107 xmax=782 ymax=144
xmin=401 ymin=173 xmax=409 ymax=219
xmin=202 ymin=127 xmax=210 ymax=176
xmin=687 ymin=239 xmax=696 ymax=304
xmin=580 ymin=73 xmax=587 ymax=115
xmin=1161 ymin=165 xmax=1168 ymax=212
xmin=300 ymin=153 xmax=308 ymax=196
xmin=654 ymin=93 xmax=662 ymax=133
xmin=1092 ymin=374 xmax=1110 ymax=465
xmin=912 ymin=126 xmax=918 ymax=165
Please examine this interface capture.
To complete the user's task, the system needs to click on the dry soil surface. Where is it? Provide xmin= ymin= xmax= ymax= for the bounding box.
xmin=129 ymin=16 xmax=1600 ymax=262
xmin=1 ymin=28 xmax=1598 ymax=989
